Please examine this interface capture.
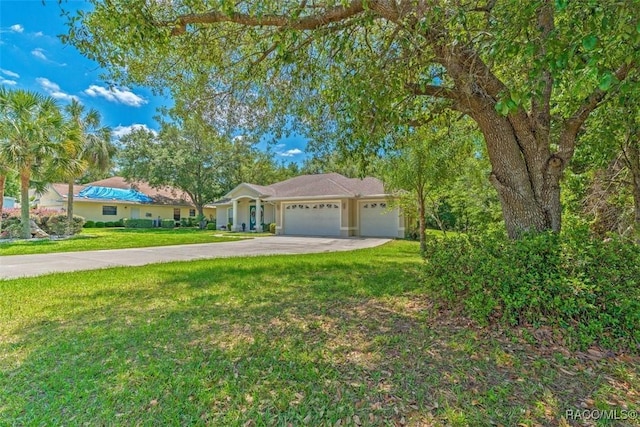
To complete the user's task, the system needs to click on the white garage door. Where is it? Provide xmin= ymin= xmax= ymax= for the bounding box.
xmin=284 ymin=202 xmax=341 ymax=236
xmin=360 ymin=201 xmax=398 ymax=237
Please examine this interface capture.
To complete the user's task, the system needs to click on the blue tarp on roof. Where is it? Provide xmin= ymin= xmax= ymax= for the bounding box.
xmin=78 ymin=186 xmax=153 ymax=203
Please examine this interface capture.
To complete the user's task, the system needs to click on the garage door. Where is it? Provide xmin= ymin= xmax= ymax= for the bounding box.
xmin=360 ymin=201 xmax=398 ymax=237
xmin=283 ymin=202 xmax=341 ymax=236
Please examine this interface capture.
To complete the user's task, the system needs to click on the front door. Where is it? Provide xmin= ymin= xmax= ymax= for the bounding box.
xmin=130 ymin=207 xmax=140 ymax=219
xmin=249 ymin=205 xmax=264 ymax=230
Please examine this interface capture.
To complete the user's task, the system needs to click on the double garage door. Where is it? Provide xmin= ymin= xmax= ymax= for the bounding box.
xmin=359 ymin=201 xmax=399 ymax=237
xmin=283 ymin=202 xmax=341 ymax=236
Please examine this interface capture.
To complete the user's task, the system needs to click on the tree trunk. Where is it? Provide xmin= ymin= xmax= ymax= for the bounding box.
xmin=67 ymin=180 xmax=75 ymax=236
xmin=197 ymin=204 xmax=206 ymax=229
xmin=20 ymin=170 xmax=31 ymax=239
xmin=0 ymin=174 xmax=5 ymax=234
xmin=417 ymin=193 xmax=427 ymax=256
xmin=471 ymin=108 xmax=562 ymax=239
xmin=627 ymin=143 xmax=640 ymax=242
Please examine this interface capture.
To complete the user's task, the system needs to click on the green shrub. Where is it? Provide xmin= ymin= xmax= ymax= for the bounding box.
xmin=206 ymin=222 xmax=216 ymax=230
xmin=95 ymin=221 xmax=106 ymax=228
xmin=422 ymin=228 xmax=640 ymax=353
xmin=1 ymin=223 xmax=22 ymax=239
xmin=123 ymin=219 xmax=154 ymax=228
xmin=269 ymin=223 xmax=276 ymax=234
xmin=84 ymin=220 xmax=95 ymax=228
xmin=41 ymin=214 xmax=85 ymax=235
xmin=161 ymin=219 xmax=175 ymax=229
xmin=105 ymin=221 xmax=115 ymax=227
xmin=114 ymin=218 xmax=125 ymax=227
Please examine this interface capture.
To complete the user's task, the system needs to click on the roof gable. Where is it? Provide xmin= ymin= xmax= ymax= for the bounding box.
xmin=219 ymin=173 xmax=387 ymax=202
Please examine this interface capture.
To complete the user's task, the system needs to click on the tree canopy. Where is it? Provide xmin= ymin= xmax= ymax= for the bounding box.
xmin=64 ymin=0 xmax=640 ymax=237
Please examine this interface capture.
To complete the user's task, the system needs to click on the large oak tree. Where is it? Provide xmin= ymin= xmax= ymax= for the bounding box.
xmin=64 ymin=0 xmax=640 ymax=237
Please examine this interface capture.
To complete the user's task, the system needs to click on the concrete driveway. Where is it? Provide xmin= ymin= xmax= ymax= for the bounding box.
xmin=0 ymin=236 xmax=390 ymax=280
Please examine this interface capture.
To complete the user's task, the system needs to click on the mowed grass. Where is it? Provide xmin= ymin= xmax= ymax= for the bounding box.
xmin=0 ymin=228 xmax=257 ymax=256
xmin=0 ymin=241 xmax=638 ymax=426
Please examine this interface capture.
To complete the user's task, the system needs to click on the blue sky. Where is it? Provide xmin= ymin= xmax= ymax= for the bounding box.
xmin=0 ymin=0 xmax=306 ymax=160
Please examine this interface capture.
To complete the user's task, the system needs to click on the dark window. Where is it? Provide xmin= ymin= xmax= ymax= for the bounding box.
xmin=189 ymin=209 xmax=196 ymax=217
xmin=102 ymin=206 xmax=117 ymax=216
xmin=173 ymin=208 xmax=181 ymax=221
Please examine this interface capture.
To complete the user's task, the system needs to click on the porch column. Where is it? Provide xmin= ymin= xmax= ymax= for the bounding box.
xmin=255 ymin=198 xmax=261 ymax=231
xmin=232 ymin=199 xmax=238 ymax=232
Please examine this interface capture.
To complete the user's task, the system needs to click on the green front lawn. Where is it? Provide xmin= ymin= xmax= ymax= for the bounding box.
xmin=0 ymin=228 xmax=258 ymax=256
xmin=0 ymin=241 xmax=637 ymax=426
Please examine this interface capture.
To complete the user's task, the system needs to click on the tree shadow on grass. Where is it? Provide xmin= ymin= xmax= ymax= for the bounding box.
xmin=2 ymin=250 xmax=638 ymax=426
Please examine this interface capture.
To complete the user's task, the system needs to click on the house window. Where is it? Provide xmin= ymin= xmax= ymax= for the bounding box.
xmin=227 ymin=207 xmax=233 ymax=222
xmin=173 ymin=208 xmax=181 ymax=221
xmin=189 ymin=209 xmax=196 ymax=217
xmin=145 ymin=212 xmax=152 ymax=218
xmin=102 ymin=206 xmax=117 ymax=216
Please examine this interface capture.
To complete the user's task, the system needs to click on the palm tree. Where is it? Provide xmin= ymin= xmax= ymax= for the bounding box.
xmin=0 ymin=88 xmax=65 ymax=239
xmin=60 ymin=100 xmax=114 ymax=235
xmin=0 ymin=156 xmax=10 ymax=234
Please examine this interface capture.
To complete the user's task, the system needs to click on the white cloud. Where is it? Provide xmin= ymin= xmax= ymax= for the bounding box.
xmin=0 ymin=79 xmax=17 ymax=86
xmin=10 ymin=24 xmax=24 ymax=33
xmin=112 ymin=124 xmax=155 ymax=139
xmin=36 ymin=77 xmax=79 ymax=102
xmin=34 ymin=31 xmax=43 ymax=37
xmin=31 ymin=48 xmax=47 ymax=60
xmin=84 ymin=85 xmax=146 ymax=107
xmin=0 ymin=69 xmax=20 ymax=78
xmin=278 ymin=148 xmax=303 ymax=157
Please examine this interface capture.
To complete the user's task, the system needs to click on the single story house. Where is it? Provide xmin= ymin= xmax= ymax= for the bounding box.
xmin=35 ymin=177 xmax=216 ymax=223
xmin=214 ymin=173 xmax=404 ymax=238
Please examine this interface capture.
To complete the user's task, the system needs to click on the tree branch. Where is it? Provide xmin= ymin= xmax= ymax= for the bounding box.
xmin=406 ymin=83 xmax=459 ymax=101
xmin=530 ymin=0 xmax=554 ymax=144
xmin=559 ymin=61 xmax=636 ymax=162
xmin=170 ymin=1 xmax=367 ymax=35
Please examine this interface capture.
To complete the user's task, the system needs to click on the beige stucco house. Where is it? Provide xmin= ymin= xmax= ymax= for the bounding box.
xmin=36 ymin=177 xmax=215 ymax=223
xmin=214 ymin=173 xmax=404 ymax=237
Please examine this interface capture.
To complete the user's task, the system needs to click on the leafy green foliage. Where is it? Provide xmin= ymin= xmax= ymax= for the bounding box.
xmin=83 ymin=220 xmax=95 ymax=228
xmin=95 ymin=222 xmax=105 ymax=228
xmin=269 ymin=223 xmax=276 ymax=234
xmin=206 ymin=222 xmax=216 ymax=230
xmin=161 ymin=219 xmax=175 ymax=229
xmin=423 ymin=229 xmax=640 ymax=352
xmin=124 ymin=218 xmax=154 ymax=229
xmin=41 ymin=214 xmax=85 ymax=236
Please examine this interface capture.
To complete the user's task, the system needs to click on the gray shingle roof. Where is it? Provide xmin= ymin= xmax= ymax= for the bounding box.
xmin=221 ymin=173 xmax=386 ymax=202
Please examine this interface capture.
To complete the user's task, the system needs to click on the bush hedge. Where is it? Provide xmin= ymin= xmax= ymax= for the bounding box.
xmin=95 ymin=222 xmax=105 ymax=228
xmin=269 ymin=223 xmax=276 ymax=234
xmin=422 ymin=227 xmax=640 ymax=353
xmin=124 ymin=218 xmax=154 ymax=229
xmin=161 ymin=219 xmax=175 ymax=229
xmin=84 ymin=220 xmax=95 ymax=228
xmin=206 ymin=222 xmax=216 ymax=230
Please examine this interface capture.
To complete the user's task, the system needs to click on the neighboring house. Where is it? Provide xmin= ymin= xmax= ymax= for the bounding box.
xmin=214 ymin=173 xmax=404 ymax=237
xmin=2 ymin=196 xmax=16 ymax=209
xmin=36 ymin=177 xmax=216 ymax=223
